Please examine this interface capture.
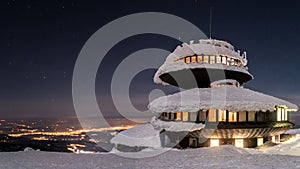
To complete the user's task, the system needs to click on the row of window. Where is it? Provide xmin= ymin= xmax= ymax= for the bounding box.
xmin=160 ymin=108 xmax=289 ymax=123
xmin=176 ymin=55 xmax=244 ymax=67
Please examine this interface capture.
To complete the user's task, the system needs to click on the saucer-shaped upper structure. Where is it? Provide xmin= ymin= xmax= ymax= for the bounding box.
xmin=154 ymin=39 xmax=253 ymax=88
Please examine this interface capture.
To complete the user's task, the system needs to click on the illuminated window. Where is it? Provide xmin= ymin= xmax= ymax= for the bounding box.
xmin=191 ymin=56 xmax=197 ymax=63
xmin=182 ymin=112 xmax=189 ymax=121
xmin=208 ymin=109 xmax=217 ymax=122
xmin=248 ymin=111 xmax=255 ymax=122
xmin=189 ymin=112 xmax=197 ymax=122
xmin=210 ymin=139 xmax=219 ymax=147
xmin=226 ymin=58 xmax=232 ymax=66
xmin=229 ymin=112 xmax=237 ymax=122
xmin=238 ymin=111 xmax=246 ymax=122
xmin=281 ymin=108 xmax=285 ymax=121
xmin=176 ymin=112 xmax=181 ymax=121
xmin=257 ymin=138 xmax=264 ymax=147
xmin=218 ymin=110 xmax=226 ymax=122
xmin=210 ymin=56 xmax=216 ymax=64
xmin=204 ymin=56 xmax=209 ymax=63
xmin=277 ymin=107 xmax=282 ymax=121
xmin=180 ymin=58 xmax=185 ymax=62
xmin=216 ymin=56 xmax=221 ymax=63
xmin=235 ymin=139 xmax=244 ymax=148
xmin=185 ymin=57 xmax=191 ymax=63
xmin=221 ymin=56 xmax=227 ymax=65
xmin=197 ymin=55 xmax=203 ymax=62
xmin=285 ymin=109 xmax=288 ymax=121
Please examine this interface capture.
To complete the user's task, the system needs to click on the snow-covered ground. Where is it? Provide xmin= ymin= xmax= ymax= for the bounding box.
xmin=0 ymin=129 xmax=299 ymax=169
xmin=1 ymin=134 xmax=300 ymax=169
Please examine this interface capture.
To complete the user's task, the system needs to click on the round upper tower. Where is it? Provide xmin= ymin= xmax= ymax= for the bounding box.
xmin=154 ymin=39 xmax=253 ymax=89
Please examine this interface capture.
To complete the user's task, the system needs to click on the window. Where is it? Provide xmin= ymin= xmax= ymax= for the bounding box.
xmin=210 ymin=139 xmax=219 ymax=147
xmin=204 ymin=56 xmax=209 ymax=63
xmin=277 ymin=107 xmax=282 ymax=121
xmin=235 ymin=139 xmax=244 ymax=148
xmin=180 ymin=58 xmax=185 ymax=62
xmin=216 ymin=56 xmax=222 ymax=63
xmin=210 ymin=56 xmax=216 ymax=64
xmin=208 ymin=109 xmax=217 ymax=122
xmin=218 ymin=110 xmax=226 ymax=122
xmin=285 ymin=109 xmax=288 ymax=121
xmin=197 ymin=55 xmax=203 ymax=62
xmin=239 ymin=111 xmax=246 ymax=122
xmin=257 ymin=111 xmax=265 ymax=122
xmin=185 ymin=57 xmax=191 ymax=63
xmin=199 ymin=110 xmax=207 ymax=121
xmin=281 ymin=108 xmax=285 ymax=121
xmin=189 ymin=112 xmax=197 ymax=122
xmin=182 ymin=112 xmax=189 ymax=121
xmin=229 ymin=112 xmax=237 ymax=122
xmin=221 ymin=56 xmax=227 ymax=65
xmin=277 ymin=107 xmax=288 ymax=121
xmin=176 ymin=112 xmax=181 ymax=121
xmin=191 ymin=56 xmax=197 ymax=63
xmin=248 ymin=111 xmax=255 ymax=122
xmin=170 ymin=113 xmax=175 ymax=120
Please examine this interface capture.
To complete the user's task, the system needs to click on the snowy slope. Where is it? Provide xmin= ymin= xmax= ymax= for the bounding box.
xmin=0 ymin=134 xmax=300 ymax=169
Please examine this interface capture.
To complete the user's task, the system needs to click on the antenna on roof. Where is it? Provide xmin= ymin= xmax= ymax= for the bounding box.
xmin=209 ymin=7 xmax=213 ymax=39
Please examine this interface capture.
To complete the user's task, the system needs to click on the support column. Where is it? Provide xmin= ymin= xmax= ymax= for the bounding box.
xmin=275 ymin=135 xmax=280 ymax=143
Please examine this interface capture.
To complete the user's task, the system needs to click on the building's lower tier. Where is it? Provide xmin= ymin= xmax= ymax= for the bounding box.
xmin=160 ymin=122 xmax=294 ymax=148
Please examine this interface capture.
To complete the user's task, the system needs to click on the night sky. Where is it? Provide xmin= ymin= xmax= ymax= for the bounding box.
xmin=1 ymin=0 xmax=300 ymax=122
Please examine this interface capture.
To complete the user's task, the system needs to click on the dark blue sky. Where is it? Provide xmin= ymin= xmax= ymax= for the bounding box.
xmin=1 ymin=0 xmax=300 ymax=120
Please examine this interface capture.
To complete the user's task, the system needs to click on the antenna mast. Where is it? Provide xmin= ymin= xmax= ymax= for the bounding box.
xmin=209 ymin=7 xmax=213 ymax=39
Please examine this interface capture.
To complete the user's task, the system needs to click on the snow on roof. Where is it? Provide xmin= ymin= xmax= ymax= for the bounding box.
xmin=165 ymin=39 xmax=247 ymax=63
xmin=148 ymin=86 xmax=298 ymax=113
xmin=153 ymin=62 xmax=252 ymax=85
xmin=110 ymin=123 xmax=161 ymax=148
xmin=151 ymin=117 xmax=204 ymax=132
xmin=285 ymin=129 xmax=300 ymax=135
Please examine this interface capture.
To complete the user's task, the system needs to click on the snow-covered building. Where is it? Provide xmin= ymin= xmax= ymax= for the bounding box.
xmin=112 ymin=39 xmax=298 ymax=151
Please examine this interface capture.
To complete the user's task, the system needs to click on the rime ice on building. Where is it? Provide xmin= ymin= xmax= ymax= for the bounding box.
xmin=111 ymin=39 xmax=298 ymax=151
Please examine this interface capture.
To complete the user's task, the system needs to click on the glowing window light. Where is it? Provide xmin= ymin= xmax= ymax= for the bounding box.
xmin=218 ymin=110 xmax=226 ymax=122
xmin=277 ymin=107 xmax=282 ymax=121
xmin=208 ymin=109 xmax=217 ymax=122
xmin=185 ymin=57 xmax=191 ymax=63
xmin=210 ymin=139 xmax=219 ymax=147
xmin=229 ymin=112 xmax=237 ymax=122
xmin=281 ymin=108 xmax=285 ymax=121
xmin=176 ymin=112 xmax=181 ymax=121
xmin=197 ymin=55 xmax=203 ymax=62
xmin=257 ymin=138 xmax=264 ymax=147
xmin=182 ymin=112 xmax=189 ymax=121
xmin=191 ymin=56 xmax=197 ymax=63
xmin=216 ymin=56 xmax=221 ymax=63
xmin=271 ymin=136 xmax=275 ymax=142
xmin=204 ymin=56 xmax=209 ymax=63
xmin=210 ymin=55 xmax=216 ymax=64
xmin=235 ymin=139 xmax=244 ymax=148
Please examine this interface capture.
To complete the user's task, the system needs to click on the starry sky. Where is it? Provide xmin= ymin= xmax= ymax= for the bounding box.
xmin=1 ymin=0 xmax=300 ymax=122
